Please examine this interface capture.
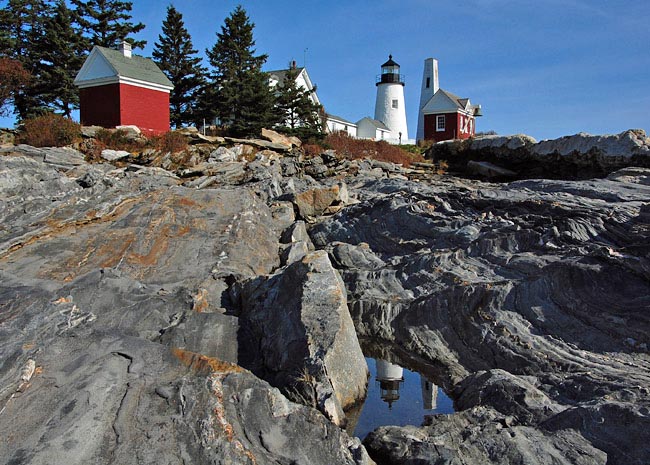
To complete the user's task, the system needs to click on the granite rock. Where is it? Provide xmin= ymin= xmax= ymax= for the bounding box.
xmin=238 ymin=251 xmax=369 ymax=425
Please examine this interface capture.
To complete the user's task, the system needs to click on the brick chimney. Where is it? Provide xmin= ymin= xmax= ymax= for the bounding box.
xmin=120 ymin=41 xmax=132 ymax=58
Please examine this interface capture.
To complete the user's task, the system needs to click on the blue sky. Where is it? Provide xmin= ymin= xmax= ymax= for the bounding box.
xmin=3 ymin=0 xmax=649 ymax=140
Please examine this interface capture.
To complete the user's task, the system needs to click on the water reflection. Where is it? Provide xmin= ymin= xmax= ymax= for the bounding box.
xmin=376 ymin=359 xmax=404 ymax=408
xmin=350 ymin=356 xmax=455 ymax=440
xmin=421 ymin=377 xmax=438 ymax=410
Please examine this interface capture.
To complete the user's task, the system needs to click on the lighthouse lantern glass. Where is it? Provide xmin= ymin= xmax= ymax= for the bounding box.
xmin=383 ymin=64 xmax=398 ymax=75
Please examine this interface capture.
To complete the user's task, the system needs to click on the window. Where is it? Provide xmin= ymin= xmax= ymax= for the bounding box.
xmin=426 ymin=77 xmax=431 ymax=88
xmin=436 ymin=115 xmax=446 ymax=131
xmin=392 ymin=99 xmax=398 ymax=109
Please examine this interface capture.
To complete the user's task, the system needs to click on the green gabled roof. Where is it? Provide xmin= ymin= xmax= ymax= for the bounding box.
xmin=95 ymin=46 xmax=173 ymax=88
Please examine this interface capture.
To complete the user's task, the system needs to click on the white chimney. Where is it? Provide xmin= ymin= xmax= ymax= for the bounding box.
xmin=416 ymin=58 xmax=440 ymax=142
xmin=120 ymin=41 xmax=132 ymax=58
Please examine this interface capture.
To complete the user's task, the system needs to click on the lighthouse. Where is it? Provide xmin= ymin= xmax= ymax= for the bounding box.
xmin=374 ymin=55 xmax=408 ymax=143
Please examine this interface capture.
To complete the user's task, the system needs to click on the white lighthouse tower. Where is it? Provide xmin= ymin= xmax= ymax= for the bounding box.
xmin=374 ymin=55 xmax=408 ymax=144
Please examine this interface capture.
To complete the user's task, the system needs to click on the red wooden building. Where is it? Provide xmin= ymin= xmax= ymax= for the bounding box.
xmin=74 ymin=42 xmax=173 ymax=135
xmin=421 ymin=89 xmax=482 ymax=142
xmin=416 ymin=58 xmax=482 ymax=143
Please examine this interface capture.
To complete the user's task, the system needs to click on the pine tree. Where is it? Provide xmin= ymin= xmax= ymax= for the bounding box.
xmin=276 ymin=64 xmax=324 ymax=139
xmin=0 ymin=0 xmax=50 ymax=119
xmin=152 ymin=5 xmax=206 ymax=128
xmin=204 ymin=5 xmax=280 ymax=137
xmin=71 ymin=0 xmax=145 ymax=50
xmin=0 ymin=7 xmax=13 ymax=53
xmin=39 ymin=0 xmax=86 ymax=117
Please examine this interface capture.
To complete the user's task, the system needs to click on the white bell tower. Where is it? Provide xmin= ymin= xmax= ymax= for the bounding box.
xmin=416 ymin=58 xmax=439 ymax=142
xmin=374 ymin=55 xmax=408 ymax=143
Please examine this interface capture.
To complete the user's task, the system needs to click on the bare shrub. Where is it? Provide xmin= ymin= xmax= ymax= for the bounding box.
xmin=17 ymin=113 xmax=80 ymax=147
xmin=151 ymin=131 xmax=188 ymax=154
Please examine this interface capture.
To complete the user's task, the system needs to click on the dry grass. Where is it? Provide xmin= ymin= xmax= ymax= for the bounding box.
xmin=81 ymin=129 xmax=189 ymax=161
xmin=307 ymin=132 xmax=425 ymax=167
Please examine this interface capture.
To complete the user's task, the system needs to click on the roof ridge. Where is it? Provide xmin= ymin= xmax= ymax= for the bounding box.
xmin=81 ymin=46 xmax=173 ymax=89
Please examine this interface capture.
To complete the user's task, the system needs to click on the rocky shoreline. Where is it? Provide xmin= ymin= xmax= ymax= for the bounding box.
xmin=0 ymin=129 xmax=649 ymax=464
xmin=427 ymin=129 xmax=650 ymax=180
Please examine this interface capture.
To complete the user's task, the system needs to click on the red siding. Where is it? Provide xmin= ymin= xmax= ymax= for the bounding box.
xmin=423 ymin=112 xmax=475 ymax=142
xmin=456 ymin=113 xmax=475 ymax=140
xmin=79 ymin=83 xmax=170 ymax=135
xmin=79 ymin=84 xmax=121 ymax=128
xmin=119 ymin=84 xmax=170 ymax=135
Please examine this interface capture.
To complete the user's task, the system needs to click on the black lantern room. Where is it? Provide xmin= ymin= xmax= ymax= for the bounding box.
xmin=377 ymin=55 xmax=405 ymax=86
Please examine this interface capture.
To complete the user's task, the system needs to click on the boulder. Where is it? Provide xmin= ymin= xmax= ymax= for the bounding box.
xmin=288 ymin=183 xmax=349 ymax=221
xmin=304 ymin=155 xmax=329 ymax=179
xmin=280 ymin=220 xmax=312 ymax=246
xmin=101 ymin=149 xmax=131 ymax=162
xmin=225 ymin=136 xmax=292 ymax=152
xmin=80 ymin=125 xmax=103 ymax=138
xmin=455 ymin=369 xmax=563 ymax=424
xmin=270 ymin=201 xmax=296 ymax=231
xmin=179 ymin=161 xmax=247 ymax=184
xmin=176 ymin=127 xmax=225 ymax=144
xmin=208 ymin=146 xmax=237 ymax=163
xmin=261 ymin=128 xmax=301 ymax=148
xmin=470 ymin=133 xmax=538 ymax=150
xmin=239 ymin=251 xmax=369 ymax=425
xmin=326 ymin=242 xmax=385 ymax=271
xmin=280 ymin=240 xmax=310 ymax=266
xmin=115 ymin=125 xmax=142 ymax=139
xmin=42 ymin=147 xmax=87 ymax=167
xmin=364 ymin=407 xmax=606 ymax=465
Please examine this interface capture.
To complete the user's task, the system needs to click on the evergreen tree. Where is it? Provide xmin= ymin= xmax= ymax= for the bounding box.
xmin=276 ymin=64 xmax=324 ymax=139
xmin=0 ymin=7 xmax=14 ymax=53
xmin=39 ymin=0 xmax=86 ymax=117
xmin=71 ymin=0 xmax=145 ymax=50
xmin=0 ymin=0 xmax=50 ymax=119
xmin=204 ymin=5 xmax=280 ymax=137
xmin=152 ymin=5 xmax=206 ymax=128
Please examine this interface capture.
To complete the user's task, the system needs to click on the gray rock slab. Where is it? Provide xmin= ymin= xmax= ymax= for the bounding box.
xmin=364 ymin=407 xmax=606 ymax=465
xmin=261 ymin=128 xmax=301 ymax=148
xmin=532 ymin=129 xmax=650 ymax=158
xmin=101 ymin=149 xmax=131 ymax=161
xmin=280 ymin=240 xmax=309 ymax=266
xmin=239 ymin=251 xmax=369 ymax=426
xmin=0 ymin=327 xmax=372 ymax=465
xmin=42 ymin=147 xmax=87 ymax=166
xmin=312 ymin=173 xmax=650 ymax=463
xmin=287 ymin=183 xmax=347 ymax=221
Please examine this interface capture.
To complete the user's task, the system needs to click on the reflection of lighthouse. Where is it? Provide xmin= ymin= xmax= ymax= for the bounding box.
xmin=420 ymin=375 xmax=438 ymax=410
xmin=376 ymin=359 xmax=404 ymax=409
